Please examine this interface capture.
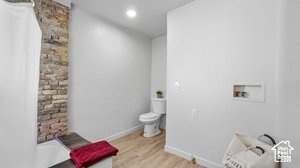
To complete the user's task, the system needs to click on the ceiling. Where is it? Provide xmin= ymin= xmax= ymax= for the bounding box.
xmin=71 ymin=0 xmax=195 ymax=38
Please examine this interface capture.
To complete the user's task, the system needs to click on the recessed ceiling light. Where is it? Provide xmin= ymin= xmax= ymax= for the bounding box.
xmin=126 ymin=10 xmax=137 ymax=18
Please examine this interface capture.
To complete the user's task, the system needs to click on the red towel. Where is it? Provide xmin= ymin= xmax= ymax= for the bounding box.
xmin=70 ymin=140 xmax=118 ymax=168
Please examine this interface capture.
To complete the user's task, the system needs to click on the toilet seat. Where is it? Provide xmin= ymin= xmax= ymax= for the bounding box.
xmin=140 ymin=112 xmax=159 ymax=120
xmin=139 ymin=112 xmax=159 ymax=121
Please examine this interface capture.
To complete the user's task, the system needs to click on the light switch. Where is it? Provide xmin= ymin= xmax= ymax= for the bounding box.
xmin=174 ymin=82 xmax=181 ymax=91
xmin=192 ymin=109 xmax=198 ymax=119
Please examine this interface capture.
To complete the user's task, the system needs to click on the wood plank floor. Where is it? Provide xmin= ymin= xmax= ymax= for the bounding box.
xmin=110 ymin=129 xmax=205 ymax=168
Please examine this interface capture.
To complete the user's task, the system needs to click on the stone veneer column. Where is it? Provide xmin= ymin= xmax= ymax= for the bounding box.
xmin=34 ymin=0 xmax=69 ymax=143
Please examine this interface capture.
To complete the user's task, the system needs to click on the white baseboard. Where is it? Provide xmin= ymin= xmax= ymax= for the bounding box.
xmin=195 ymin=155 xmax=222 ymax=168
xmin=165 ymin=145 xmax=192 ymax=160
xmin=103 ymin=124 xmax=144 ymax=142
xmin=164 ymin=145 xmax=222 ymax=168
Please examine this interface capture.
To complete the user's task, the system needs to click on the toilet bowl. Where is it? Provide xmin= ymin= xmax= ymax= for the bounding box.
xmin=139 ymin=98 xmax=166 ymax=137
xmin=139 ymin=112 xmax=161 ymax=137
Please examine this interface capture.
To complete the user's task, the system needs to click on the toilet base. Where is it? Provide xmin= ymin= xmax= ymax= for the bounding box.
xmin=143 ymin=121 xmax=161 ymax=137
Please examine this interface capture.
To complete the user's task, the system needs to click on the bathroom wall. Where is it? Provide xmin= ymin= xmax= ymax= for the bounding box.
xmin=276 ymin=0 xmax=300 ymax=167
xmin=151 ymin=36 xmax=167 ymax=98
xmin=34 ymin=0 xmax=70 ymax=143
xmin=151 ymin=36 xmax=167 ymax=129
xmin=166 ymin=0 xmax=277 ymax=167
xmin=68 ymin=6 xmax=152 ymax=142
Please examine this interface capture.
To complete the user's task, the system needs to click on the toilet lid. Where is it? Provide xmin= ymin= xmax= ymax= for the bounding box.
xmin=140 ymin=112 xmax=159 ymax=120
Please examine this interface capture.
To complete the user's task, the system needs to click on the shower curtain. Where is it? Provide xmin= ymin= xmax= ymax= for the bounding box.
xmin=0 ymin=0 xmax=41 ymax=167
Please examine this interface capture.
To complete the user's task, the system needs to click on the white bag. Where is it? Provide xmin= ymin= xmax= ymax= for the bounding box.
xmin=222 ymin=134 xmax=279 ymax=168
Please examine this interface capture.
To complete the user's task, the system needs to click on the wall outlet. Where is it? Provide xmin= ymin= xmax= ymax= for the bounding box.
xmin=191 ymin=155 xmax=196 ymax=164
xmin=191 ymin=109 xmax=198 ymax=119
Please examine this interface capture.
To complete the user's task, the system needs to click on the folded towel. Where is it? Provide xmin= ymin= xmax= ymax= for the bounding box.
xmin=70 ymin=140 xmax=118 ymax=168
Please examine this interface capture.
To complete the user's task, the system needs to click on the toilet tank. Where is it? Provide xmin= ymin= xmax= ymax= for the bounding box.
xmin=151 ymin=98 xmax=166 ymax=114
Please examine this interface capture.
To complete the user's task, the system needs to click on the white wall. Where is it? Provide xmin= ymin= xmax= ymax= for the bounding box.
xmin=151 ymin=36 xmax=167 ymax=97
xmin=151 ymin=36 xmax=167 ymax=129
xmin=276 ymin=0 xmax=300 ymax=167
xmin=166 ymin=0 xmax=277 ymax=167
xmin=68 ymin=6 xmax=152 ymax=142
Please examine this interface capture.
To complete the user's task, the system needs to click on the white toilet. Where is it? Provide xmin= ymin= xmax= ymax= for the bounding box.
xmin=139 ymin=98 xmax=166 ymax=137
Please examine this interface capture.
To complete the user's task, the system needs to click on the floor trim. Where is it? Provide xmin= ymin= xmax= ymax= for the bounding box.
xmin=164 ymin=145 xmax=222 ymax=168
xmin=103 ymin=124 xmax=144 ymax=142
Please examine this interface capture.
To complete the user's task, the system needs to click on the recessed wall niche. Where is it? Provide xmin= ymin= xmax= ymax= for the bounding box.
xmin=233 ymin=83 xmax=265 ymax=102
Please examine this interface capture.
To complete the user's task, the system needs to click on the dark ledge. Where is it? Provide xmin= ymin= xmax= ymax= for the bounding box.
xmin=49 ymin=132 xmax=91 ymax=168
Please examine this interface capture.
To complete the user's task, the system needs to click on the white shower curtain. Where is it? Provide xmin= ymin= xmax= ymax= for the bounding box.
xmin=0 ymin=0 xmax=41 ymax=167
